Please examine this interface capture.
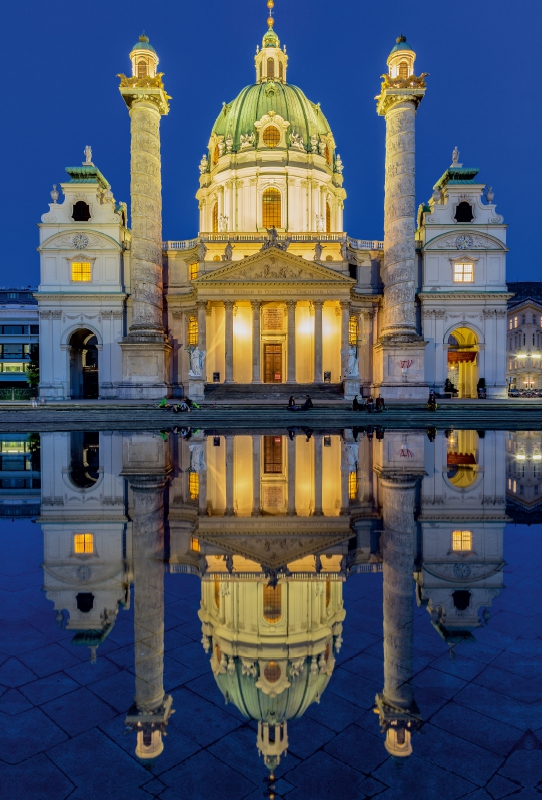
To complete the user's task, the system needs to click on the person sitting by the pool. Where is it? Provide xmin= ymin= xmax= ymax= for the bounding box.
xmin=427 ymin=391 xmax=438 ymax=412
xmin=288 ymin=396 xmax=299 ymax=410
xmin=159 ymin=397 xmax=168 ymax=409
xmin=375 ymin=395 xmax=385 ymax=412
xmin=365 ymin=395 xmax=375 ymax=413
xmin=301 ymin=394 xmax=313 ymax=410
xmin=352 ymin=394 xmax=363 ymax=411
xmin=172 ymin=400 xmax=190 ymax=413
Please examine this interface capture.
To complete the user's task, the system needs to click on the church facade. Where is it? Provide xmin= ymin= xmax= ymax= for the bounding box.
xmin=36 ymin=6 xmax=510 ymax=401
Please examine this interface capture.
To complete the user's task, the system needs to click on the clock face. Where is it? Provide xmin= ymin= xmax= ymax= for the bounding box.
xmin=456 ymin=235 xmax=473 ymax=250
xmin=73 ymin=234 xmax=89 ymax=250
xmin=453 ymin=563 xmax=471 ymax=578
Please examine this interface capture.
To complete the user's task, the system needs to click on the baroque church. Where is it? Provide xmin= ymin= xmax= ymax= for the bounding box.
xmin=36 ymin=2 xmax=510 ymax=401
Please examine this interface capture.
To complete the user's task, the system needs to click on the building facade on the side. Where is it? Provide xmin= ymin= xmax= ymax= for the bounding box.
xmin=0 ymin=288 xmax=38 ymax=395
xmin=35 ymin=9 xmax=509 ymax=401
xmin=506 ymin=283 xmax=542 ymax=391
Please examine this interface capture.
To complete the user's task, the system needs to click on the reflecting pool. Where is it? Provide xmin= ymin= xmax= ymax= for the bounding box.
xmin=1 ymin=428 xmax=541 ymax=799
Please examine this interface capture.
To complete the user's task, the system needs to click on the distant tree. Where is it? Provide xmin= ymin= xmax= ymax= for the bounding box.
xmin=27 ymin=344 xmax=39 ymax=392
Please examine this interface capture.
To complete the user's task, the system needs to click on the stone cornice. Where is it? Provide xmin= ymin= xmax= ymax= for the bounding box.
xmin=419 ymin=292 xmax=512 ymax=300
xmin=35 ymin=293 xmax=127 ymax=300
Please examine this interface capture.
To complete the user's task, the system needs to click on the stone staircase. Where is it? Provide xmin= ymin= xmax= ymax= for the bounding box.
xmin=204 ymin=382 xmax=345 ymax=402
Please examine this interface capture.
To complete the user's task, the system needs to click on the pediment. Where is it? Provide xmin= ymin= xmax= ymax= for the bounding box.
xmin=40 ymin=230 xmax=122 ymax=252
xmin=424 ymin=231 xmax=506 ymax=252
xmin=196 ymin=247 xmax=354 ymax=284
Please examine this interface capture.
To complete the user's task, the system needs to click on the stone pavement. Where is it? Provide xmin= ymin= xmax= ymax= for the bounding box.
xmin=1 ymin=520 xmax=541 ymax=799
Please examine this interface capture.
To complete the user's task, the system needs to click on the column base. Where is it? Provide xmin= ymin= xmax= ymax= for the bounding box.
xmin=119 ymin=340 xmax=172 ymax=400
xmin=188 ymin=379 xmax=205 ymax=400
xmin=372 ymin=337 xmax=428 ymax=401
xmin=343 ymin=378 xmax=359 ymax=400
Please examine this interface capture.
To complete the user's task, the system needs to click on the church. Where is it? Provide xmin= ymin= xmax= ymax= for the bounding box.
xmin=35 ymin=2 xmax=510 ymax=401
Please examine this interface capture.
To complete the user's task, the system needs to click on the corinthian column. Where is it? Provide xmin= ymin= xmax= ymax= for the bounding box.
xmin=373 ymin=36 xmax=428 ymax=400
xmin=118 ymin=36 xmax=172 ymax=398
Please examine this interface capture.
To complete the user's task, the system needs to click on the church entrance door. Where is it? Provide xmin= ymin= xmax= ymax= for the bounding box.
xmin=264 ymin=344 xmax=282 ymax=383
xmin=69 ymin=328 xmax=99 ymax=399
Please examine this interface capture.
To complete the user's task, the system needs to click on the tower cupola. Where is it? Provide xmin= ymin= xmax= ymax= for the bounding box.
xmin=387 ymin=34 xmax=416 ymax=79
xmin=130 ymin=33 xmax=159 ymax=79
xmin=255 ymin=1 xmax=288 ymax=84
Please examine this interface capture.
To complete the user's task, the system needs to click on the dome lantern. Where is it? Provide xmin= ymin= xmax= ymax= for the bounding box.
xmin=255 ymin=1 xmax=288 ymax=84
xmin=387 ymin=34 xmax=416 ymax=79
xmin=130 ymin=33 xmax=159 ymax=80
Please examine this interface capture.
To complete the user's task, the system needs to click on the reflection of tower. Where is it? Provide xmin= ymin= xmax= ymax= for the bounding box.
xmin=374 ymin=36 xmax=428 ymax=399
xmin=122 ymin=434 xmax=173 ymax=759
xmin=374 ymin=432 xmax=425 ymax=757
xmin=118 ymin=35 xmax=172 ymax=399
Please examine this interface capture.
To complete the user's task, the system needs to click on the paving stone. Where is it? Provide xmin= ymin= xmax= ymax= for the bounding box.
xmin=3 ymin=752 xmax=74 ymax=800
xmin=167 ymin=641 xmax=210 ymax=674
xmin=0 ymin=688 xmax=33 ymax=716
xmin=86 ymin=669 xmax=133 ymax=713
xmin=141 ymin=777 xmax=167 ymax=797
xmin=431 ymin=652 xmax=486 ymax=682
xmin=304 ymin=689 xmax=360 ymax=732
xmin=327 ymin=666 xmax=380 ymax=710
xmin=498 ymin=748 xmax=542 ymax=787
xmin=486 ymin=774 xmax=521 ymax=799
xmin=285 ymin=715 xmax=336 ymax=759
xmin=40 ymin=686 xmax=117 ymax=737
xmin=163 ymin=654 xmax=200 ymax=693
xmin=160 ymin=749 xmax=257 ymax=799
xmin=411 ymin=667 xmax=467 ymax=699
xmin=0 ymin=656 xmax=38 ymax=688
xmin=356 ymin=776 xmax=389 ymax=797
xmin=21 ymin=672 xmax=81 ymax=706
xmin=0 ymin=707 xmax=67 ymax=764
xmin=64 ymin=655 xmax=121 ymax=686
xmin=18 ymin=642 xmax=81 ymax=678
xmin=373 ymin=753 xmax=477 ymax=800
xmin=431 ymin=701 xmax=522 ymax=756
xmin=473 ymin=664 xmax=542 ymax=704
xmin=208 ymin=724 xmax=299 ymax=785
xmin=285 ymin=752 xmax=367 ymax=799
xmin=454 ymin=683 xmax=538 ymax=730
xmin=412 ymin=722 xmax=502 ymax=786
xmin=342 ymin=651 xmax=384 ymax=684
xmin=168 ymin=687 xmax=242 ymax=747
xmin=324 ymin=723 xmax=388 ymax=774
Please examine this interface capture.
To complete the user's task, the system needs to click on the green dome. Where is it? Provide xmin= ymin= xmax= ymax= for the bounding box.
xmin=389 ymin=34 xmax=413 ymax=56
xmin=211 ymin=82 xmax=333 ymax=154
xmin=131 ymin=34 xmax=156 ymax=54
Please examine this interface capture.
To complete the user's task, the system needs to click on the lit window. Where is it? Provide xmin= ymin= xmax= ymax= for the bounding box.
xmin=326 ymin=202 xmax=331 ymax=232
xmin=0 ymin=363 xmax=26 ymax=373
xmin=213 ymin=145 xmax=219 ymax=165
xmin=324 ymin=145 xmax=331 ymax=166
xmin=188 ymin=315 xmax=198 ymax=346
xmin=262 ymin=187 xmax=281 ymax=228
xmin=137 ymin=59 xmax=147 ymax=78
xmin=212 ymin=202 xmax=218 ymax=232
xmin=189 ymin=262 xmax=199 ymax=280
xmin=279 ymin=61 xmax=283 ymax=80
xmin=263 ymin=126 xmax=280 ymax=147
xmin=398 ymin=61 xmax=408 ymax=78
xmin=74 ymin=533 xmax=94 ymax=554
xmin=348 ymin=471 xmax=357 ymax=500
xmin=267 ymin=57 xmax=275 ymax=78
xmin=189 ymin=472 xmax=199 ymax=500
xmin=514 ymin=316 xmax=518 ymax=328
xmin=190 ymin=536 xmax=200 ymax=552
xmin=263 ymin=584 xmax=282 ymax=623
xmin=452 ymin=530 xmax=472 ymax=551
xmin=348 ymin=315 xmax=358 ymax=346
xmin=264 ymin=661 xmax=281 ymax=682
xmin=453 ymin=262 xmax=473 ymax=283
xmin=509 ymin=319 xmax=513 ymax=330
xmin=214 ymin=579 xmax=221 ymax=608
xmin=513 ymin=480 xmax=517 ymax=492
xmin=508 ymin=477 xmax=512 ymax=490
xmin=72 ymin=262 xmax=91 ymax=282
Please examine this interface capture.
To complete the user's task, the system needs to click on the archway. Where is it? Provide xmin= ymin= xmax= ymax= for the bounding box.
xmin=70 ymin=432 xmax=100 ymax=488
xmin=447 ymin=327 xmax=479 ymax=398
xmin=69 ymin=329 xmax=99 ymax=399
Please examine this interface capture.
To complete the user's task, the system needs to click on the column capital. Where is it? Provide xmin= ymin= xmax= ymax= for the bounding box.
xmin=224 ymin=300 xmax=234 ymax=310
xmin=313 ymin=300 xmax=324 ymax=309
xmin=340 ymin=300 xmax=351 ymax=310
xmin=250 ymin=299 xmax=261 ymax=310
xmin=285 ymin=300 xmax=297 ymax=308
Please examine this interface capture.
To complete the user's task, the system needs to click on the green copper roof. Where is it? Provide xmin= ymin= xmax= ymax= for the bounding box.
xmin=211 ymin=82 xmax=332 ymax=153
xmin=434 ymin=167 xmax=480 ymax=190
xmin=132 ymin=34 xmax=156 ymax=54
xmin=389 ymin=34 xmax=414 ymax=56
xmin=65 ymin=165 xmax=110 ymax=190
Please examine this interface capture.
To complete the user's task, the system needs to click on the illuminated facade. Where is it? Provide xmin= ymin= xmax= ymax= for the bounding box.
xmin=35 ymin=7 xmax=508 ymax=400
xmin=506 ymin=284 xmax=542 ymax=390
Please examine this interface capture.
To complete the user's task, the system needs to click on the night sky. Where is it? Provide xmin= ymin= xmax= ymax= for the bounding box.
xmin=2 ymin=0 xmax=537 ymax=287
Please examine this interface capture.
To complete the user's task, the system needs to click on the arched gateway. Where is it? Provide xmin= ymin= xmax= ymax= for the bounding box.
xmin=69 ymin=329 xmax=99 ymax=399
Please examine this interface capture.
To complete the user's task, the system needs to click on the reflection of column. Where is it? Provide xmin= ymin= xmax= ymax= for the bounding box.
xmin=314 ymin=301 xmax=323 ymax=382
xmin=376 ymin=471 xmax=423 ymax=759
xmin=225 ymin=301 xmax=234 ymax=383
xmin=340 ymin=439 xmax=349 ymax=515
xmin=287 ymin=436 xmax=296 ymax=516
xmin=286 ymin=301 xmax=296 ymax=383
xmin=125 ymin=474 xmax=173 ymax=759
xmin=313 ymin=434 xmax=323 ymax=515
xmin=251 ymin=301 xmax=261 ymax=383
xmin=340 ymin=301 xmax=350 ymax=379
xmin=225 ymin=435 xmax=235 ymax=515
xmin=197 ymin=301 xmax=207 ymax=383
xmin=252 ymin=435 xmax=261 ymax=516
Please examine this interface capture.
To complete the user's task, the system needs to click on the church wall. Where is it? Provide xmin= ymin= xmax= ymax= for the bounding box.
xmin=295 ymin=303 xmax=314 ymax=383
xmin=234 ymin=436 xmax=254 ymax=516
xmin=295 ymin=436 xmax=315 ymax=515
xmin=322 ymin=435 xmax=341 ymax=516
xmin=322 ymin=304 xmax=341 ymax=382
xmin=206 ymin=436 xmax=226 ymax=514
xmin=233 ymin=303 xmax=253 ymax=383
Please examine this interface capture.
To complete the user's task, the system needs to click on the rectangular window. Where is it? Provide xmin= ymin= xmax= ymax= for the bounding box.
xmin=509 ymin=319 xmax=513 ymax=330
xmin=187 ymin=316 xmax=198 ymax=346
xmin=508 ymin=477 xmax=512 ymax=490
xmin=74 ymin=533 xmax=94 ymax=554
xmin=189 ymin=262 xmax=199 ymax=280
xmin=514 ymin=316 xmax=518 ymax=328
xmin=30 ymin=325 xmax=39 ymax=335
xmin=348 ymin=471 xmax=357 ymax=500
xmin=71 ymin=262 xmax=91 ymax=282
xmin=0 ymin=363 xmax=26 ymax=372
xmin=2 ymin=325 xmax=24 ymax=335
xmin=189 ymin=472 xmax=199 ymax=500
xmin=453 ymin=262 xmax=474 ymax=282
xmin=264 ymin=435 xmax=283 ymax=474
xmin=522 ymin=314 xmax=526 ymax=324
xmin=2 ymin=345 xmax=25 ymax=358
xmin=452 ymin=530 xmax=472 ymax=551
xmin=190 ymin=536 xmax=201 ymax=552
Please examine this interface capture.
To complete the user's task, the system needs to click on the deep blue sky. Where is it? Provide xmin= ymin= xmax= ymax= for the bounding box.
xmin=2 ymin=0 xmax=537 ymax=287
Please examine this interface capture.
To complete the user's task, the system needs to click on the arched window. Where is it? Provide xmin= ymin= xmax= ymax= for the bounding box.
xmin=263 ymin=584 xmax=282 ymax=623
xmin=188 ymin=315 xmax=198 ymax=346
xmin=348 ymin=471 xmax=357 ymax=500
xmin=325 ymin=580 xmax=331 ymax=608
xmin=324 ymin=144 xmax=331 ymax=166
xmin=137 ymin=59 xmax=147 ymax=79
xmin=262 ymin=187 xmax=281 ymax=228
xmin=212 ymin=202 xmax=218 ymax=232
xmin=214 ymin=580 xmax=221 ymax=609
xmin=326 ymin=202 xmax=331 ymax=232
xmin=72 ymin=201 xmax=91 ymax=222
xmin=264 ymin=661 xmax=281 ymax=682
xmin=213 ymin=145 xmax=219 ymax=165
xmin=454 ymin=201 xmax=474 ymax=223
xmin=452 ymin=590 xmax=471 ymax=611
xmin=189 ymin=262 xmax=199 ymax=280
xmin=259 ymin=62 xmax=262 ymax=79
xmin=189 ymin=472 xmax=199 ymax=500
xmin=398 ymin=61 xmax=408 ymax=79
xmin=267 ymin=57 xmax=275 ymax=78
xmin=349 ymin=315 xmax=358 ymax=345
xmin=279 ymin=61 xmax=283 ymax=80
xmin=76 ymin=593 xmax=94 ymax=613
xmin=263 ymin=126 xmax=280 ymax=147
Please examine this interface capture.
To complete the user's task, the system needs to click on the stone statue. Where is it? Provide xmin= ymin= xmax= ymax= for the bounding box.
xmin=218 ymin=214 xmax=228 ymax=232
xmin=289 ymin=131 xmax=304 ymax=150
xmin=342 ymin=345 xmax=359 ymax=377
xmin=314 ymin=242 xmax=324 ymax=261
xmin=199 ymin=154 xmax=208 ymax=174
xmin=485 ymin=185 xmax=494 ymax=203
xmin=218 ymin=141 xmax=225 ymax=157
xmin=262 ymin=227 xmax=280 ymax=250
xmin=318 ymin=140 xmax=327 ymax=157
xmin=240 ymin=132 xmax=255 ymax=149
xmin=225 ymin=133 xmax=233 ymax=154
xmin=335 ymin=154 xmax=344 ymax=174
xmin=197 ymin=238 xmax=207 ymax=262
xmin=188 ymin=346 xmax=206 ymax=377
xmin=189 ymin=442 xmax=206 ymax=472
xmin=451 ymin=146 xmax=460 ymax=166
xmin=431 ymin=188 xmax=441 ymax=203
xmin=310 ymin=134 xmax=319 ymax=154
xmin=50 ymin=185 xmax=59 ymax=204
xmin=315 ymin=213 xmax=325 ymax=233
xmin=345 ymin=442 xmax=358 ymax=472
xmin=340 ymin=241 xmax=348 ymax=261
xmin=83 ymin=145 xmax=93 ymax=166
xmin=223 ymin=242 xmax=233 ymax=261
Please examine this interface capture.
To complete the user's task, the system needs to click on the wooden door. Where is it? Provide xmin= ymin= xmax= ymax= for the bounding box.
xmin=264 ymin=343 xmax=282 ymax=383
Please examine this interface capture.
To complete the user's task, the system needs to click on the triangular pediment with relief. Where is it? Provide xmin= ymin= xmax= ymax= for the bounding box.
xmin=196 ymin=247 xmax=354 ymax=285
xmin=40 ymin=230 xmax=122 ymax=252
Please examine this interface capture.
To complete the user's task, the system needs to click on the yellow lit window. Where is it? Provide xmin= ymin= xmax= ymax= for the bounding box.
xmin=398 ymin=61 xmax=408 ymax=78
xmin=349 ymin=315 xmax=359 ymax=346
xmin=262 ymin=187 xmax=281 ymax=228
xmin=190 ymin=536 xmax=200 ymax=552
xmin=263 ymin=584 xmax=282 ymax=623
xmin=137 ymin=59 xmax=147 ymax=79
xmin=214 ymin=579 xmax=221 ymax=608
xmin=71 ymin=262 xmax=91 ymax=282
xmin=213 ymin=146 xmax=219 ymax=166
xmin=348 ymin=471 xmax=357 ymax=500
xmin=326 ymin=202 xmax=331 ymax=232
xmin=453 ymin=262 xmax=474 ymax=283
xmin=324 ymin=144 xmax=331 ymax=166
xmin=452 ymin=530 xmax=472 ymax=551
xmin=514 ymin=316 xmax=518 ymax=328
xmin=74 ymin=533 xmax=94 ymax=554
xmin=189 ymin=472 xmax=199 ymax=500
xmin=267 ymin=57 xmax=275 ymax=79
xmin=189 ymin=262 xmax=199 ymax=280
xmin=263 ymin=126 xmax=280 ymax=147
xmin=212 ymin=202 xmax=218 ymax=232
xmin=188 ymin=315 xmax=198 ymax=346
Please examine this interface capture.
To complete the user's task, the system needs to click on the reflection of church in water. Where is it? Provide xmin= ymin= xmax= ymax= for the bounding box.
xmin=38 ymin=425 xmax=510 ymax=771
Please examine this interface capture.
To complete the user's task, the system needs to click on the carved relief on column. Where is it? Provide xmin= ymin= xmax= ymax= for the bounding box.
xmin=286 ymin=300 xmax=297 ymax=383
xmin=251 ymin=300 xmax=261 ymax=383
xmin=313 ymin=301 xmax=324 ymax=383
